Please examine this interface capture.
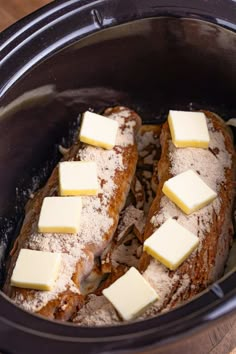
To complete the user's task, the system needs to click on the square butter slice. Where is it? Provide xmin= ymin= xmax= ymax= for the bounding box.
xmin=79 ymin=111 xmax=118 ymax=149
xmin=38 ymin=196 xmax=82 ymax=233
xmin=162 ymin=169 xmax=217 ymax=215
xmin=59 ymin=161 xmax=98 ymax=196
xmin=144 ymin=218 xmax=199 ymax=270
xmin=11 ymin=249 xmax=61 ymax=291
xmin=103 ymin=267 xmax=158 ymax=321
xmin=168 ymin=110 xmax=210 ymax=148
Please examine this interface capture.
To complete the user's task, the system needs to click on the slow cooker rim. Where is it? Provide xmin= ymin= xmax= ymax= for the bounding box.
xmin=0 ymin=0 xmax=236 ymax=45
xmin=0 ymin=0 xmax=236 ymax=350
xmin=1 ymin=0 xmax=236 ymax=97
xmin=1 ymin=276 xmax=236 ymax=351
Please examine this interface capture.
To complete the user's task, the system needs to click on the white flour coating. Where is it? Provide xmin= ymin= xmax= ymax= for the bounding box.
xmin=139 ymin=259 xmax=181 ymax=318
xmin=141 ymin=116 xmax=232 ymax=316
xmin=74 ymin=294 xmax=120 ymax=326
xmin=107 ymin=109 xmax=136 ymax=147
xmin=111 ymin=237 xmax=141 ymax=268
xmin=132 ymin=176 xmax=144 ymax=210
xmin=169 ymin=273 xmax=191 ymax=306
xmin=14 ymin=254 xmax=79 ymax=312
xmin=13 ymin=108 xmax=138 ymax=312
xmin=136 ymin=127 xmax=161 ymax=213
xmin=169 ymin=120 xmax=231 ymax=191
xmin=151 ymin=118 xmax=232 ymax=245
xmin=116 ymin=205 xmax=144 ymax=242
xmin=137 ymin=130 xmax=160 ymax=152
xmin=74 ymin=114 xmax=233 ymax=326
xmin=75 ymin=257 xmax=183 ymax=325
xmin=13 ymin=110 xmax=233 ymax=324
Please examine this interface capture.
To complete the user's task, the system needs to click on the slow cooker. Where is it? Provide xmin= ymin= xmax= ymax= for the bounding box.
xmin=0 ymin=0 xmax=236 ymax=353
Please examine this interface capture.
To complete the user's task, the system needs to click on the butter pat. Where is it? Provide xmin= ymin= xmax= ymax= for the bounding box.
xmin=38 ymin=196 xmax=82 ymax=233
xmin=144 ymin=218 xmax=199 ymax=270
xmin=162 ymin=169 xmax=217 ymax=215
xmin=168 ymin=110 xmax=210 ymax=148
xmin=79 ymin=111 xmax=118 ymax=149
xmin=102 ymin=267 xmax=158 ymax=321
xmin=59 ymin=161 xmax=98 ymax=196
xmin=11 ymin=249 xmax=61 ymax=291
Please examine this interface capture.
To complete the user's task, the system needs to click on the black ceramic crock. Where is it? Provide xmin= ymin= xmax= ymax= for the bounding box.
xmin=0 ymin=1 xmax=236 ymax=353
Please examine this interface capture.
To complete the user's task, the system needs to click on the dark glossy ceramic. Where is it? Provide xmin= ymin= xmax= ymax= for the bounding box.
xmin=0 ymin=1 xmax=236 ymax=353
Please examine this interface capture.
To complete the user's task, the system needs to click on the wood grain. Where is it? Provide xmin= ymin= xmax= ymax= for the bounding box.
xmin=0 ymin=0 xmax=52 ymax=31
xmin=0 ymin=1 xmax=236 ymax=353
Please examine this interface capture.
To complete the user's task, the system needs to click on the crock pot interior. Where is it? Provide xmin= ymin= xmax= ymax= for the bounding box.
xmin=0 ymin=14 xmax=236 ymax=354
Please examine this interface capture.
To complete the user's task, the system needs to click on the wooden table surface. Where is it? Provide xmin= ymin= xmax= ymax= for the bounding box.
xmin=0 ymin=0 xmax=52 ymax=31
xmin=0 ymin=1 xmax=236 ymax=353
